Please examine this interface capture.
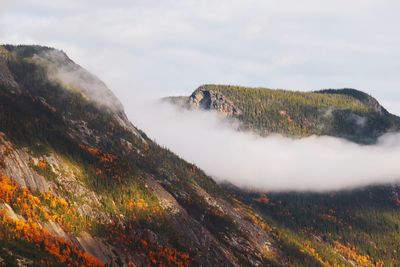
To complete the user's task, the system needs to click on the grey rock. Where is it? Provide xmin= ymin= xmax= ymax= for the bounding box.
xmin=189 ymin=86 xmax=242 ymax=116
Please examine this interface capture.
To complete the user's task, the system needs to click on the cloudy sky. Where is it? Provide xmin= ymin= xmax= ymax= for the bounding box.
xmin=1 ymin=0 xmax=400 ymax=114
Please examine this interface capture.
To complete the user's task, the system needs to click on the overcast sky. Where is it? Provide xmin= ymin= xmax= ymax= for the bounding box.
xmin=1 ymin=0 xmax=400 ymax=115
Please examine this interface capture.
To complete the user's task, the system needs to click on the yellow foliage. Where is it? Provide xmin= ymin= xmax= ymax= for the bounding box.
xmin=0 ymin=175 xmax=74 ymax=229
xmin=334 ymin=241 xmax=375 ymax=267
xmin=128 ymin=198 xmax=148 ymax=210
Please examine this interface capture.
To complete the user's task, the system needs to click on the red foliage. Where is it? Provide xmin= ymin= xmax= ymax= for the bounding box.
xmin=0 ymin=212 xmax=104 ymax=266
xmin=253 ymin=194 xmax=270 ymax=204
xmin=106 ymin=221 xmax=191 ymax=267
xmin=0 ymin=175 xmax=103 ymax=266
xmin=79 ymin=144 xmax=122 ymax=181
xmin=37 ymin=160 xmax=47 ymax=169
xmin=80 ymin=144 xmax=101 ymax=156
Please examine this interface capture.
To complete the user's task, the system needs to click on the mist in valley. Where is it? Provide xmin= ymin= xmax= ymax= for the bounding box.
xmin=125 ymin=98 xmax=400 ymax=192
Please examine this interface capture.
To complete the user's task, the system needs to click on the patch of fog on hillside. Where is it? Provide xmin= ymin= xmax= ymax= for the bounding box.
xmin=37 ymin=50 xmax=124 ymax=112
xmin=125 ymin=99 xmax=400 ymax=192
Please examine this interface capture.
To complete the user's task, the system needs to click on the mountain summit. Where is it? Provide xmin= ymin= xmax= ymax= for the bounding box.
xmin=167 ymin=84 xmax=400 ymax=143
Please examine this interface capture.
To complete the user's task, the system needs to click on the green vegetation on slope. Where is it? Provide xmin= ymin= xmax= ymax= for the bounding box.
xmin=182 ymin=84 xmax=400 ymax=143
xmin=230 ymin=185 xmax=400 ymax=266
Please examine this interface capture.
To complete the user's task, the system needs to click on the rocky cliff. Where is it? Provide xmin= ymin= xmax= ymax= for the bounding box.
xmin=189 ymin=86 xmax=242 ymax=116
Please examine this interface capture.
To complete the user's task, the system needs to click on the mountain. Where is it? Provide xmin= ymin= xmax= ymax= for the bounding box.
xmin=2 ymin=45 xmax=400 ymax=266
xmin=167 ymin=84 xmax=400 ymax=266
xmin=167 ymin=84 xmax=400 ymax=144
xmin=0 ymin=45 xmax=287 ymax=266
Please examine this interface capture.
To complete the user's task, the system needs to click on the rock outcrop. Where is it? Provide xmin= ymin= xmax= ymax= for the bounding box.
xmin=189 ymin=85 xmax=242 ymax=116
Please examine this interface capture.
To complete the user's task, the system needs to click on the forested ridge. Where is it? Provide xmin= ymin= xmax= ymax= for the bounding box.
xmin=173 ymin=84 xmax=400 ymax=143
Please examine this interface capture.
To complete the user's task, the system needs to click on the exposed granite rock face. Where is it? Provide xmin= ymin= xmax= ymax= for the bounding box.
xmin=0 ymin=134 xmax=49 ymax=193
xmin=43 ymin=220 xmax=71 ymax=241
xmin=191 ymin=183 xmax=276 ymax=266
xmin=0 ymin=203 xmax=21 ymax=220
xmin=189 ymin=86 xmax=242 ymax=116
xmin=75 ymin=232 xmax=122 ymax=266
xmin=145 ymin=175 xmax=241 ymax=267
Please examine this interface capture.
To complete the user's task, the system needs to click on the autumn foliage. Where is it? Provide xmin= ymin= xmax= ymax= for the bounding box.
xmin=0 ymin=175 xmax=74 ymax=228
xmin=79 ymin=144 xmax=124 ymax=182
xmin=0 ymin=175 xmax=103 ymax=266
xmin=79 ymin=144 xmax=117 ymax=164
xmin=299 ymin=243 xmax=327 ymax=266
xmin=334 ymin=241 xmax=376 ymax=267
xmin=105 ymin=221 xmax=191 ymax=267
xmin=128 ymin=198 xmax=149 ymax=210
xmin=0 ymin=211 xmax=103 ymax=266
xmin=37 ymin=159 xmax=47 ymax=169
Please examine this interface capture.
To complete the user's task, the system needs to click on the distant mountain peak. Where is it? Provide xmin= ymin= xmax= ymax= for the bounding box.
xmin=167 ymin=84 xmax=400 ymax=143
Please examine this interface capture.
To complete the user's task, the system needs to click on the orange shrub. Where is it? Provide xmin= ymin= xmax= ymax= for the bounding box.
xmin=334 ymin=241 xmax=375 ymax=266
xmin=0 ymin=175 xmax=75 ymax=230
xmin=0 ymin=212 xmax=103 ymax=266
xmin=37 ymin=160 xmax=47 ymax=169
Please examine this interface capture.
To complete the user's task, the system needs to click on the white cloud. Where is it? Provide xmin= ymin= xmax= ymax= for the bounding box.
xmin=127 ymin=101 xmax=400 ymax=192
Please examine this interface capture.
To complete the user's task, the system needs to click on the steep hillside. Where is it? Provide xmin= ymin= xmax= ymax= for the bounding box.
xmin=0 ymin=45 xmax=285 ymax=266
xmin=168 ymin=84 xmax=400 ymax=143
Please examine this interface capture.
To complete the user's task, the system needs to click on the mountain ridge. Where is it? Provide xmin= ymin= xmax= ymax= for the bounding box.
xmin=166 ymin=84 xmax=400 ymax=143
